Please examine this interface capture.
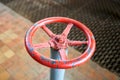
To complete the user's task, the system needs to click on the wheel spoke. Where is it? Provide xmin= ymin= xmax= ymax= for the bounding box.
xmin=68 ymin=40 xmax=88 ymax=46
xmin=62 ymin=23 xmax=73 ymax=37
xmin=41 ymin=25 xmax=55 ymax=38
xmin=33 ymin=42 xmax=50 ymax=49
xmin=58 ymin=49 xmax=68 ymax=60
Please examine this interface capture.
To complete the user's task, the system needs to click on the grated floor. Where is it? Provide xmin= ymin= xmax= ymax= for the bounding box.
xmin=0 ymin=0 xmax=120 ymax=77
xmin=0 ymin=3 xmax=119 ymax=80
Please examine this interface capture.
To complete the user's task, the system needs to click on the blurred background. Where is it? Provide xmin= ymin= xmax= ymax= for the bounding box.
xmin=0 ymin=0 xmax=119 ymax=80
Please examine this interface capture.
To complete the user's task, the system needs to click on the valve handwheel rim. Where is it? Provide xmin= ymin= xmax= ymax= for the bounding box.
xmin=25 ymin=17 xmax=96 ymax=69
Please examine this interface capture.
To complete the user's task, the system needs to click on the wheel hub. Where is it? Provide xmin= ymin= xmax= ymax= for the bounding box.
xmin=49 ymin=35 xmax=68 ymax=50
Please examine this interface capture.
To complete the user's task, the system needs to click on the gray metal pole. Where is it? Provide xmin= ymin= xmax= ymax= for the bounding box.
xmin=50 ymin=48 xmax=68 ymax=80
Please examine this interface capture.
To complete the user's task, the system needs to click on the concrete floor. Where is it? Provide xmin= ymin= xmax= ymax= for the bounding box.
xmin=0 ymin=3 xmax=119 ymax=80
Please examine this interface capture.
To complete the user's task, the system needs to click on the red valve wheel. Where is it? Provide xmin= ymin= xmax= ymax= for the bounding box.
xmin=25 ymin=17 xmax=96 ymax=69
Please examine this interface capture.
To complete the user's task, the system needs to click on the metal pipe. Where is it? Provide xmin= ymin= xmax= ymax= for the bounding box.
xmin=50 ymin=48 xmax=68 ymax=80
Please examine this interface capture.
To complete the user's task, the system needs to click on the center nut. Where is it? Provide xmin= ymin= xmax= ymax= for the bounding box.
xmin=55 ymin=36 xmax=64 ymax=43
xmin=49 ymin=35 xmax=68 ymax=50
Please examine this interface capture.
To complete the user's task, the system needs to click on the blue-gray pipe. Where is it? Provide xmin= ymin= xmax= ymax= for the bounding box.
xmin=50 ymin=48 xmax=68 ymax=80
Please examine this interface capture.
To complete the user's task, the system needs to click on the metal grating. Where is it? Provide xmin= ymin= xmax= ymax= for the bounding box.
xmin=0 ymin=0 xmax=119 ymax=76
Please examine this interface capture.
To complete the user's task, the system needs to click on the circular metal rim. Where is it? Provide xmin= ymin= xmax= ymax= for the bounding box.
xmin=25 ymin=17 xmax=96 ymax=69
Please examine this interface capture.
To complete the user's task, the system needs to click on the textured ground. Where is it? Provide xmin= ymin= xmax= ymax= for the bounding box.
xmin=0 ymin=0 xmax=119 ymax=76
xmin=0 ymin=3 xmax=119 ymax=80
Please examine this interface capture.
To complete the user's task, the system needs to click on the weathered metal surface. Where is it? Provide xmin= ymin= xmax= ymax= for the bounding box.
xmin=0 ymin=0 xmax=119 ymax=76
